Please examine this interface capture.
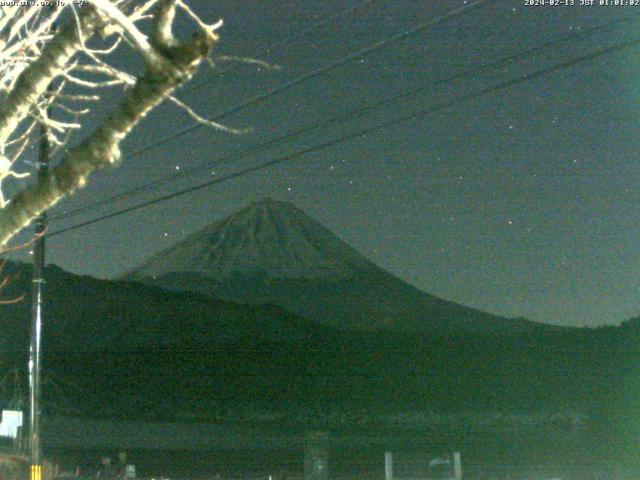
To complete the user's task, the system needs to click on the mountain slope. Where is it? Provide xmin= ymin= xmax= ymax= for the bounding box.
xmin=125 ymin=198 xmax=377 ymax=280
xmin=123 ymin=199 xmax=552 ymax=334
xmin=0 ymin=261 xmax=333 ymax=355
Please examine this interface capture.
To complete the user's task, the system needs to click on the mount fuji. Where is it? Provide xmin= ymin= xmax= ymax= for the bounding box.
xmin=123 ymin=199 xmax=550 ymax=334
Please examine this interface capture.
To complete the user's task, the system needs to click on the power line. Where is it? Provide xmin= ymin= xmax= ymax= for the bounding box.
xmin=51 ymin=14 xmax=637 ymax=222
xmin=79 ymin=0 xmax=379 ymax=170
xmin=116 ymin=0 xmax=490 ymax=159
xmin=64 ymin=0 xmax=378 ymax=182
xmin=47 ymin=36 xmax=640 ymax=239
xmin=184 ymin=0 xmax=376 ymax=94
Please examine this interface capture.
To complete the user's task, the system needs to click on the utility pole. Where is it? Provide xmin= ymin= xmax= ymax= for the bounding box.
xmin=29 ymin=9 xmax=57 ymax=477
xmin=29 ymin=94 xmax=51 ymax=480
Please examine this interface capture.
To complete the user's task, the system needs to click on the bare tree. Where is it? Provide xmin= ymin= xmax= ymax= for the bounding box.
xmin=0 ymin=0 xmax=226 ymax=247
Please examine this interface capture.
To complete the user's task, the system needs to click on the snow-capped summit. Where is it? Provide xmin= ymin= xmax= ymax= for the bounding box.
xmin=124 ymin=199 xmax=551 ymax=334
xmin=127 ymin=198 xmax=377 ymax=281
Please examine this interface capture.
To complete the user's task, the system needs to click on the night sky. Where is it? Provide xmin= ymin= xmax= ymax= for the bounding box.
xmin=6 ymin=0 xmax=640 ymax=327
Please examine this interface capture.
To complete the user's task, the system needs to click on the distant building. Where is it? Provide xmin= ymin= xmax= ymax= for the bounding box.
xmin=0 ymin=410 xmax=23 ymax=439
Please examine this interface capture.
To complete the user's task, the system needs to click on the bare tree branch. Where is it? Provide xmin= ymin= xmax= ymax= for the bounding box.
xmin=0 ymin=8 xmax=100 ymax=147
xmin=0 ymin=2 xmax=218 ymax=246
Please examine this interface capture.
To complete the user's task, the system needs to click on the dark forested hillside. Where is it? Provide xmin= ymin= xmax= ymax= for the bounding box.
xmin=1 ymin=261 xmax=637 ymax=437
